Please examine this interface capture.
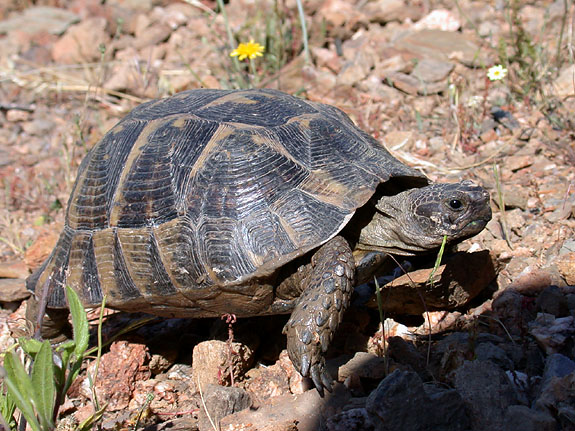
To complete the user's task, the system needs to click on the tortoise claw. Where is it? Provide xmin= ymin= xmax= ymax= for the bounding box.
xmin=310 ymin=358 xmax=333 ymax=396
xmin=300 ymin=353 xmax=311 ymax=377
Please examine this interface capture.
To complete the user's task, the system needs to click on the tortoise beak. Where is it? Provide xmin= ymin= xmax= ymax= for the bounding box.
xmin=459 ymin=183 xmax=492 ymax=234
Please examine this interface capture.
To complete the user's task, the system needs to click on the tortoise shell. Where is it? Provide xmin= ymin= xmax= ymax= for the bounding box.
xmin=28 ymin=89 xmax=427 ymax=317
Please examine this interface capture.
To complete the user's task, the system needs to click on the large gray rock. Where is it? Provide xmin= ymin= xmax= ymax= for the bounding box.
xmin=453 ymin=360 xmax=518 ymax=431
xmin=325 ymin=408 xmax=375 ymax=431
xmin=393 ymin=29 xmax=487 ymax=67
xmin=366 ymin=370 xmax=469 ymax=431
xmin=503 ymin=405 xmax=556 ymax=431
xmin=536 ymin=370 xmax=575 ymax=429
xmin=541 ymin=353 xmax=575 ymax=390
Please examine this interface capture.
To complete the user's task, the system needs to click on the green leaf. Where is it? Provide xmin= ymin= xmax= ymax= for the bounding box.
xmin=30 ymin=341 xmax=55 ymax=430
xmin=1 ymin=355 xmax=41 ymax=431
xmin=18 ymin=338 xmax=43 ymax=356
xmin=0 ymin=382 xmax=17 ymax=431
xmin=65 ymin=285 xmax=89 ymax=358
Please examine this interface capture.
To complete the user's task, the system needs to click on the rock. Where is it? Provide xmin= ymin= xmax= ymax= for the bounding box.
xmin=24 ymin=229 xmax=59 ymax=271
xmin=6 ymin=110 xmax=31 ymax=122
xmin=0 ymin=6 xmax=79 ymax=35
xmin=424 ymin=385 xmax=471 ymax=431
xmin=133 ymin=23 xmax=171 ymax=49
xmin=312 ymin=47 xmax=343 ymax=73
xmin=0 ymin=279 xmax=29 ymax=303
xmin=387 ymin=71 xmax=448 ymax=95
xmin=541 ymin=353 xmax=575 ymax=390
xmin=370 ymin=250 xmax=496 ymax=314
xmin=338 ymin=352 xmax=388 ymax=382
xmin=452 ymin=360 xmax=517 ymax=431
xmin=503 ymin=405 xmax=556 ymax=431
xmin=529 ymin=313 xmax=575 ymax=354
xmin=192 ymin=339 xmax=255 ymax=390
xmin=393 ymin=29 xmax=486 ymax=67
xmin=141 ymin=416 xmax=196 ymax=431
xmin=220 ymin=384 xmax=350 ymax=431
xmin=474 ymin=342 xmax=514 ymax=370
xmin=338 ymin=61 xmax=369 ymax=87
xmin=106 ymin=0 xmax=153 ymax=12
xmin=386 ymin=72 xmax=423 ymax=95
xmin=492 ymin=289 xmax=535 ymax=336
xmin=536 ymin=285 xmax=569 ymax=317
xmin=52 ymin=17 xmax=110 ymax=64
xmin=555 ymin=251 xmax=575 ymax=285
xmin=362 ymin=0 xmax=422 ymax=24
xmin=411 ymin=58 xmax=454 ymax=83
xmin=536 ymin=371 xmax=575 ymax=429
xmin=415 ymin=310 xmax=461 ymax=335
xmin=430 ymin=332 xmax=509 ymax=380
xmin=197 ymin=385 xmax=251 ymax=431
xmin=325 ymin=408 xmax=375 ymax=431
xmin=21 ymin=118 xmax=56 ymax=136
xmin=86 ymin=341 xmax=151 ymax=411
xmin=315 ymin=0 xmax=368 ymax=39
xmin=276 ymin=350 xmax=306 ymax=395
xmin=244 ymin=363 xmax=291 ymax=406
xmin=413 ymin=9 xmax=461 ymax=31
xmin=552 ymin=64 xmax=575 ymax=99
xmin=366 ymin=318 xmax=413 ymax=358
xmin=365 ymin=370 xmax=469 ymax=431
xmin=386 ymin=336 xmax=426 ymax=373
xmin=0 ymin=261 xmax=29 ymax=279
xmin=148 ymin=349 xmax=178 ymax=375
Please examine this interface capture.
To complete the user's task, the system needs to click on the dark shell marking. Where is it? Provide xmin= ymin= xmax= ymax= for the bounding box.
xmin=27 ymin=89 xmax=425 ymax=317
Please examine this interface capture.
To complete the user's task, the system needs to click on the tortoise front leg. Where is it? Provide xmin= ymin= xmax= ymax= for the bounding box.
xmin=283 ymin=236 xmax=354 ymax=395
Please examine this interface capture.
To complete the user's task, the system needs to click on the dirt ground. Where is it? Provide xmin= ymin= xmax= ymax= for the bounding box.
xmin=0 ymin=1 xmax=574 ymax=430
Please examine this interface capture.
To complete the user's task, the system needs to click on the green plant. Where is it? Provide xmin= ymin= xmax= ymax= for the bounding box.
xmin=0 ymin=286 xmax=90 ymax=431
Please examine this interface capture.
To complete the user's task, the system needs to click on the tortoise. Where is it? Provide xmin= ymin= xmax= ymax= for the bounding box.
xmin=27 ymin=88 xmax=491 ymax=394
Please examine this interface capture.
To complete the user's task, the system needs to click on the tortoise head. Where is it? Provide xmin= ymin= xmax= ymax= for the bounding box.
xmin=358 ymin=180 xmax=492 ymax=255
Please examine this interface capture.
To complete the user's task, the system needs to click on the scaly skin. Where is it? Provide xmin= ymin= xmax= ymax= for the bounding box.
xmin=283 ymin=236 xmax=354 ymax=396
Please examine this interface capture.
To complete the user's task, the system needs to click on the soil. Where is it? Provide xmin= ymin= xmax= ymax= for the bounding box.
xmin=0 ymin=1 xmax=574 ymax=430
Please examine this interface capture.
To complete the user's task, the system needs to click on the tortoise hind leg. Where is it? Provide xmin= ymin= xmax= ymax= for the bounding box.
xmin=26 ymin=295 xmax=72 ymax=343
xmin=283 ymin=236 xmax=354 ymax=396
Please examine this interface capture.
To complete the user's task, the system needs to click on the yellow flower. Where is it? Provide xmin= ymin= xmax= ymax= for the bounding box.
xmin=230 ymin=40 xmax=265 ymax=61
xmin=487 ymin=65 xmax=508 ymax=81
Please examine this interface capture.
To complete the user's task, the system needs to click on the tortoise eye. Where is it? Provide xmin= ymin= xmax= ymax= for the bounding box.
xmin=448 ymin=199 xmax=463 ymax=210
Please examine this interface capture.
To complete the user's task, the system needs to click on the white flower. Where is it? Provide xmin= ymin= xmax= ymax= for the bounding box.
xmin=487 ymin=65 xmax=508 ymax=81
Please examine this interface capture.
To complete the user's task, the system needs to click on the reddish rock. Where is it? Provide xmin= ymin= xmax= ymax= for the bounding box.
xmin=24 ymin=229 xmax=60 ymax=271
xmin=0 ymin=278 xmax=29 ymax=303
xmin=52 ymin=17 xmax=110 ymax=64
xmin=87 ymin=341 xmax=151 ymax=411
xmin=0 ymin=260 xmax=28 ymax=279
xmin=370 ymin=250 xmax=497 ymax=314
